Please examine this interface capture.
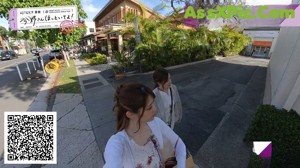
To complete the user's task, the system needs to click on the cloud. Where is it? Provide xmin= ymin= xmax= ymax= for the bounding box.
xmin=83 ymin=4 xmax=100 ymax=13
xmin=246 ymin=0 xmax=292 ymax=5
xmin=81 ymin=0 xmax=101 ymax=20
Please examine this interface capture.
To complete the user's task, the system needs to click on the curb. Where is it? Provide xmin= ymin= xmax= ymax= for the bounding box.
xmin=46 ymin=62 xmax=65 ymax=111
xmin=116 ymin=56 xmax=225 ymax=78
xmin=26 ymin=62 xmax=63 ymax=112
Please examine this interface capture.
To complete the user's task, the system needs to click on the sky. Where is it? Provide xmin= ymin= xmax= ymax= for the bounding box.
xmin=0 ymin=0 xmax=293 ymax=30
xmin=80 ymin=0 xmax=293 ymax=20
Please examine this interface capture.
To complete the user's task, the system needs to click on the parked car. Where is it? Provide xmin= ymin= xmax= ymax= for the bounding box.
xmin=37 ymin=48 xmax=43 ymax=52
xmin=31 ymin=48 xmax=43 ymax=54
xmin=49 ymin=49 xmax=63 ymax=61
xmin=1 ymin=50 xmax=18 ymax=60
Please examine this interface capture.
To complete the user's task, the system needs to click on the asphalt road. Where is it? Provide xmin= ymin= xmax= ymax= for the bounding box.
xmin=0 ymin=52 xmax=48 ymax=111
xmin=0 ymin=51 xmax=49 ymax=159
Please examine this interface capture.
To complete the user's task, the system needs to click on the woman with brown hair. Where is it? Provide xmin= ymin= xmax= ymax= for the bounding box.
xmin=104 ymin=83 xmax=186 ymax=168
xmin=153 ymin=68 xmax=183 ymax=129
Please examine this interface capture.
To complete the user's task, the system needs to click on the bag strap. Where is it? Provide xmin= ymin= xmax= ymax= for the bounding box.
xmin=174 ymin=137 xmax=190 ymax=158
xmin=169 ymin=88 xmax=173 ymax=127
xmin=170 ymin=87 xmax=173 ymax=114
xmin=173 ymin=136 xmax=179 ymax=155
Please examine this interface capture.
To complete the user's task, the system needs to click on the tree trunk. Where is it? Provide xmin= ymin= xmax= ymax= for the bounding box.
xmin=0 ymin=36 xmax=7 ymax=50
xmin=171 ymin=0 xmax=179 ymax=14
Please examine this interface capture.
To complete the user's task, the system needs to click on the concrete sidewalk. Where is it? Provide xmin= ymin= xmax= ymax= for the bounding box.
xmin=42 ymin=58 xmax=110 ymax=168
xmin=28 ymin=59 xmax=105 ymax=168
xmin=73 ymin=58 xmax=115 ymax=157
xmin=43 ymin=93 xmax=103 ymax=168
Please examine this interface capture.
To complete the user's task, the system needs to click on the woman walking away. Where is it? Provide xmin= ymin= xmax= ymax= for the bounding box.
xmin=153 ymin=68 xmax=183 ymax=130
xmin=104 ymin=83 xmax=186 ymax=168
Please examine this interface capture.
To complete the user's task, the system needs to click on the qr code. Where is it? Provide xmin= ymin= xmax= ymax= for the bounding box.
xmin=4 ymin=112 xmax=57 ymax=164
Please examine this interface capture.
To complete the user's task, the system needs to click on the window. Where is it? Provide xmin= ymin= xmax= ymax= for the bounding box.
xmin=89 ymin=28 xmax=95 ymax=33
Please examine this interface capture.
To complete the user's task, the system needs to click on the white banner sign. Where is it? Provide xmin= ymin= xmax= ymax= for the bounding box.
xmin=9 ymin=6 xmax=78 ymax=30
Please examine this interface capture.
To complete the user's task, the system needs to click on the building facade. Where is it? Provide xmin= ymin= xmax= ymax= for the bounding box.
xmin=263 ymin=27 xmax=300 ymax=115
xmin=80 ymin=20 xmax=96 ymax=52
xmin=241 ymin=5 xmax=298 ymax=58
xmin=243 ymin=28 xmax=280 ymax=58
xmin=93 ymin=0 xmax=158 ymax=56
xmin=263 ymin=2 xmax=300 ymax=114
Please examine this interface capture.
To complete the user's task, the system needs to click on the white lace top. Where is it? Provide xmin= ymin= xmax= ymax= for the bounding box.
xmin=129 ymin=135 xmax=163 ymax=168
xmin=103 ymin=117 xmax=187 ymax=168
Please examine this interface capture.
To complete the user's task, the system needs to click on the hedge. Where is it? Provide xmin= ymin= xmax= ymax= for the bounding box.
xmin=244 ymin=105 xmax=300 ymax=168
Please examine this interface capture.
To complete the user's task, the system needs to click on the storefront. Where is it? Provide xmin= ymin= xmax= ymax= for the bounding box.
xmin=251 ymin=41 xmax=272 ymax=57
xmin=243 ymin=28 xmax=280 ymax=58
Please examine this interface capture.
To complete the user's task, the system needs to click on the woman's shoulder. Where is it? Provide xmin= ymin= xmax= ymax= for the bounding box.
xmin=104 ymin=131 xmax=128 ymax=167
xmin=106 ymin=131 xmax=127 ymax=146
xmin=148 ymin=117 xmax=165 ymax=127
xmin=153 ymin=87 xmax=159 ymax=94
xmin=153 ymin=116 xmax=163 ymax=122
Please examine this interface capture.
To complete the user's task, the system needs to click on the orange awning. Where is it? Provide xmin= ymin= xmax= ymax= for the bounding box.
xmin=252 ymin=41 xmax=272 ymax=47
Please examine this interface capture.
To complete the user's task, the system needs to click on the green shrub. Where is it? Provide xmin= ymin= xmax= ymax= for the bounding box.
xmin=113 ymin=51 xmax=132 ymax=68
xmin=84 ymin=53 xmax=107 ymax=65
xmin=134 ymin=25 xmax=250 ymax=72
xmin=122 ymin=16 xmax=251 ymax=71
xmin=82 ymin=53 xmax=96 ymax=59
xmin=211 ymin=28 xmax=251 ymax=57
xmin=245 ymin=105 xmax=300 ymax=168
xmin=112 ymin=64 xmax=123 ymax=74
xmin=248 ymin=152 xmax=264 ymax=168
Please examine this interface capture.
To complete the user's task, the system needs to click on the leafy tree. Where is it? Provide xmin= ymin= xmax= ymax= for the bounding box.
xmin=0 ymin=0 xmax=87 ymax=48
xmin=0 ymin=0 xmax=87 ymax=18
xmin=164 ymin=0 xmax=246 ymax=11
xmin=123 ymin=13 xmax=250 ymax=71
xmin=0 ymin=26 xmax=8 ymax=40
xmin=163 ymin=0 xmax=246 ymax=26
xmin=7 ymin=30 xmax=24 ymax=40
